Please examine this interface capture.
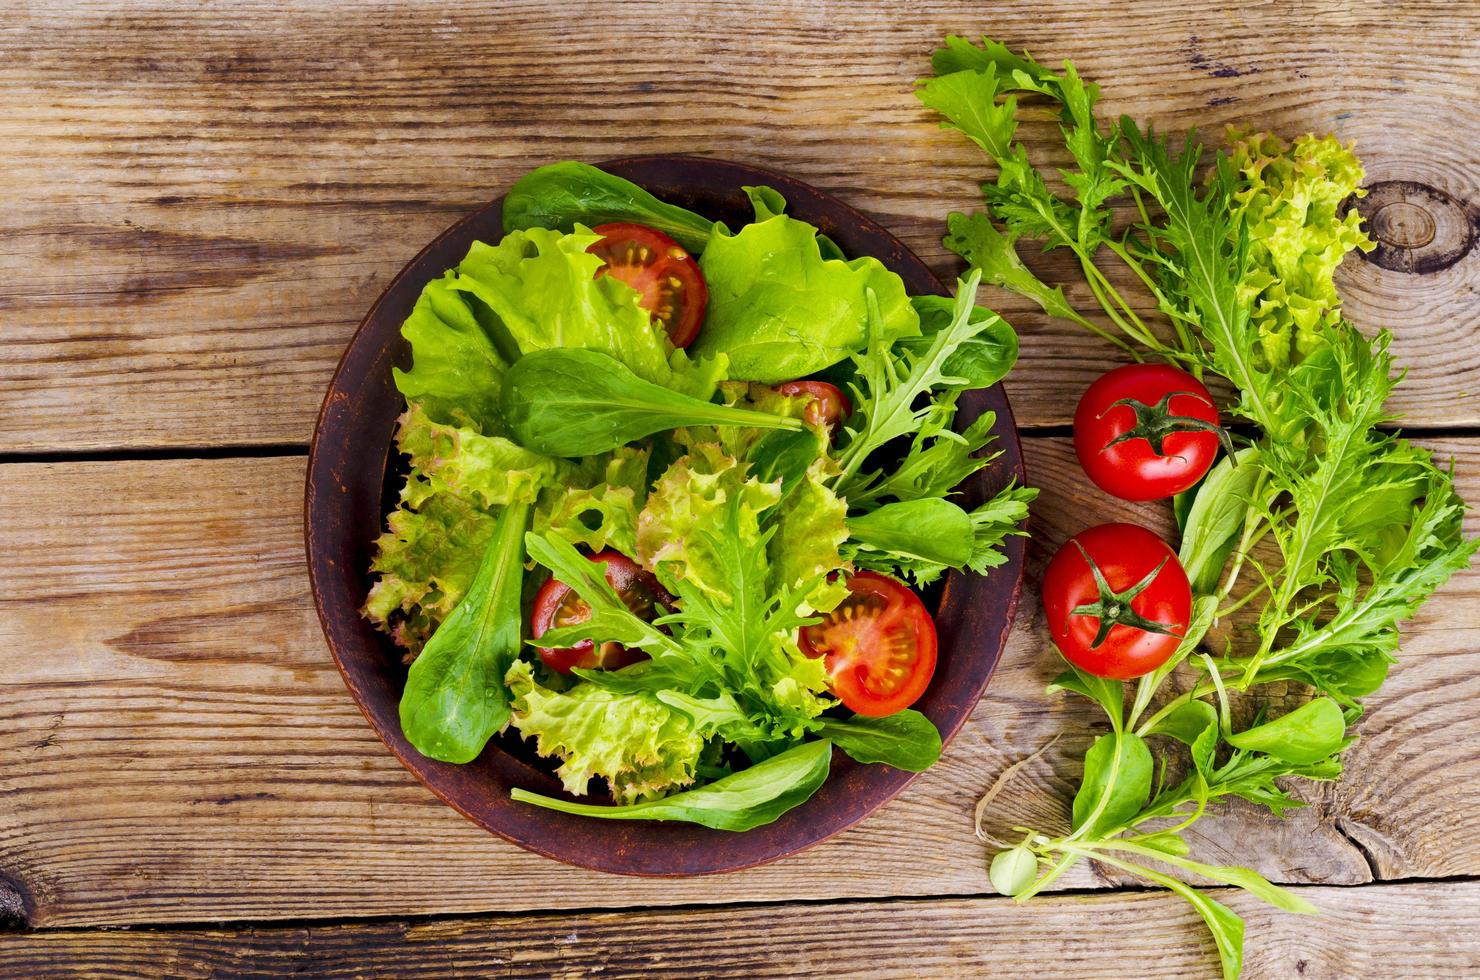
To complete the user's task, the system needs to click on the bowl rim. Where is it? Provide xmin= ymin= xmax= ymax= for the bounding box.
xmin=304 ymin=154 xmax=1028 ymax=876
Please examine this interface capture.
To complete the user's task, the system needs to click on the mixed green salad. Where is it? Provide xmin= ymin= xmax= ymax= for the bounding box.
xmin=363 ymin=161 xmax=1033 ymax=830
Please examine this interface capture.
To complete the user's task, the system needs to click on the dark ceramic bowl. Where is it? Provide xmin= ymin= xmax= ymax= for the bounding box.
xmin=305 ymin=156 xmax=1027 ymax=875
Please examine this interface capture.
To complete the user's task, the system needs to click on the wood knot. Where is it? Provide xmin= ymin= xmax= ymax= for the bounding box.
xmin=1349 ymin=180 xmax=1478 ymax=274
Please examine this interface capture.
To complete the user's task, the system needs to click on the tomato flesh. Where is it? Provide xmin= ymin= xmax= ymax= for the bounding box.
xmin=800 ymin=571 xmax=937 ymax=716
xmin=1041 ymin=523 xmax=1192 ymax=680
xmin=530 ymin=550 xmax=668 ymax=674
xmin=588 ymin=222 xmax=707 ymax=348
xmin=775 ymin=380 xmax=853 ymax=429
xmin=1073 ymin=363 xmax=1224 ymax=501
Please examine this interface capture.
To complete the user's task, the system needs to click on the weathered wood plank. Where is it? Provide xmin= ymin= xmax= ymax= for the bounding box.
xmin=2 ymin=0 xmax=1476 ymax=451
xmin=0 ymin=436 xmax=1473 ymax=927
xmin=3 ymin=880 xmax=1479 ymax=978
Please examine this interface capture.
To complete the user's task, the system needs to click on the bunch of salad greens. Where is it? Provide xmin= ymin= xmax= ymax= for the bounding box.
xmin=918 ymin=35 xmax=1476 ymax=979
xmin=365 ymin=161 xmax=1033 ymax=829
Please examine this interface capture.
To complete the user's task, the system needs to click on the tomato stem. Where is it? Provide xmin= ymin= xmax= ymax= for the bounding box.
xmin=1068 ymin=543 xmax=1184 ymax=649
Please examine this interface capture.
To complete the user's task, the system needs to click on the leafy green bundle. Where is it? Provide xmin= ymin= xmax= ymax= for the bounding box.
xmin=365 ymin=164 xmax=1034 ymax=829
xmin=918 ymin=36 xmax=1476 ymax=978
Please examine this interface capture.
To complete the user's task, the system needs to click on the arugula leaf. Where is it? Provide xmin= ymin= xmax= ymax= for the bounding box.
xmin=501 ymin=348 xmax=802 ymax=457
xmin=510 ymin=739 xmax=833 ymax=832
xmin=833 ymin=270 xmax=994 ymax=492
xmin=942 ymin=212 xmax=1090 ymax=330
xmin=900 ymin=293 xmax=1019 ymax=390
xmin=501 ymin=160 xmax=720 ymax=254
xmin=398 ymin=501 xmax=530 ymax=763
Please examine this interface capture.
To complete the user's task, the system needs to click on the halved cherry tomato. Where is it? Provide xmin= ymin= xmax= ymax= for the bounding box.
xmin=530 ymin=550 xmax=669 ymax=674
xmin=776 ymin=380 xmax=853 ymax=429
xmin=588 ymin=222 xmax=707 ymax=348
xmin=799 ymin=571 xmax=937 ymax=716
xmin=1041 ymin=523 xmax=1192 ymax=680
xmin=1073 ymin=364 xmax=1229 ymax=501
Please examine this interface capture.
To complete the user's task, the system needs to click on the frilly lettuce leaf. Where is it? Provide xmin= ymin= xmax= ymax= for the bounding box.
xmin=532 ymin=444 xmax=650 ymax=557
xmin=1225 ymin=130 xmax=1375 ymax=372
xmin=692 ymin=208 xmax=919 ymax=382
xmin=451 ymin=226 xmax=725 ymax=399
xmin=364 ymin=475 xmax=496 ymax=651
xmin=397 ymin=402 xmax=572 ymax=508
xmin=636 ymin=443 xmax=782 ymax=601
xmin=506 ymin=659 xmax=704 ymax=804
xmin=769 ymin=458 xmax=849 ymax=604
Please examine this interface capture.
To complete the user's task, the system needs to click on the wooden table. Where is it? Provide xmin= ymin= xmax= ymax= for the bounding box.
xmin=3 ymin=2 xmax=1478 ymax=975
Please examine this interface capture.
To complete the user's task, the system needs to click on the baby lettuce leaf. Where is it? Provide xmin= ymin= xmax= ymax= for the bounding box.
xmin=1071 ymin=731 xmax=1153 ymax=838
xmin=398 ymin=500 xmax=530 ymax=764
xmin=692 ymin=210 xmax=919 ymax=382
xmin=1224 ymin=698 xmax=1347 ymax=764
xmin=502 ymin=348 xmax=802 ymax=457
xmin=501 ymin=161 xmax=720 ymax=254
xmin=510 ymin=738 xmax=833 ymax=831
xmin=817 ymin=710 xmax=942 ymax=771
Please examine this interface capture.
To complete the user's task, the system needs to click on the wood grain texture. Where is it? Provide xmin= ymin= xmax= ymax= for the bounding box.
xmin=2 ymin=0 xmax=1477 ymax=451
xmin=3 ymin=880 xmax=1479 ymax=979
xmin=0 ymin=436 xmax=1473 ymax=927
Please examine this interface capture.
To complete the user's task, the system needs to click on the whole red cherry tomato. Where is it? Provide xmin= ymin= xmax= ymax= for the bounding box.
xmin=1041 ymin=523 xmax=1192 ymax=680
xmin=1073 ymin=364 xmax=1229 ymax=501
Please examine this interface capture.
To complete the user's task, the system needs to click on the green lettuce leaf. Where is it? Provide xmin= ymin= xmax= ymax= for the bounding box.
xmin=768 ymin=459 xmax=849 ymax=601
xmin=397 ymin=402 xmax=572 ymax=508
xmin=451 ymin=226 xmax=725 ymax=399
xmin=692 ymin=211 xmax=919 ymax=382
xmin=635 ymin=443 xmax=782 ymax=602
xmin=506 ymin=659 xmax=704 ymax=804
xmin=532 ymin=444 xmax=650 ymax=556
xmin=393 ymin=272 xmax=508 ymax=433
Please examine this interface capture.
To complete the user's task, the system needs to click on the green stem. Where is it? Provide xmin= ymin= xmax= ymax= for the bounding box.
xmin=1015 ymin=851 xmax=1082 ymax=902
xmin=1080 ymin=256 xmax=1160 ymax=350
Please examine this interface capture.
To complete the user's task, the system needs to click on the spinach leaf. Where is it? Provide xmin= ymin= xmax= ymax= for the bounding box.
xmin=1146 ymin=699 xmax=1218 ymax=748
xmin=817 ymin=710 xmax=943 ymax=771
xmin=901 ymin=294 xmax=1019 ymax=391
xmin=1226 ymin=698 xmax=1347 ymax=764
xmin=1071 ymin=731 xmax=1152 ymax=837
xmin=501 ymin=161 xmax=719 ymax=254
xmin=398 ymin=500 xmax=531 ymax=764
xmin=502 ymin=348 xmax=801 ymax=457
xmin=845 ymin=498 xmax=973 ymax=568
xmin=510 ymin=738 xmax=833 ymax=831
